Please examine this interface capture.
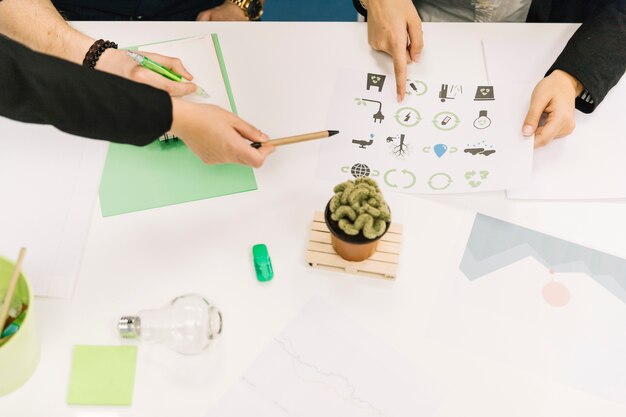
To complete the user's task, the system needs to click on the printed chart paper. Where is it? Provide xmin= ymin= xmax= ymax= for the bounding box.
xmin=318 ymin=69 xmax=533 ymax=194
xmin=99 ymin=35 xmax=256 ymax=217
xmin=428 ymin=213 xmax=626 ymax=405
xmin=206 ymin=297 xmax=442 ymax=417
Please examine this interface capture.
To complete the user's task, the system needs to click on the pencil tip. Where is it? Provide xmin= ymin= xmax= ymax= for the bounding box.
xmin=328 ymin=130 xmax=339 ymax=137
xmin=251 ymin=142 xmax=262 ymax=149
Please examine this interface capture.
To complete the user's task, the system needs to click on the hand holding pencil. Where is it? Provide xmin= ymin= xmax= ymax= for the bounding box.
xmin=169 ymin=100 xmax=274 ymax=168
xmin=251 ymin=130 xmax=339 ymax=148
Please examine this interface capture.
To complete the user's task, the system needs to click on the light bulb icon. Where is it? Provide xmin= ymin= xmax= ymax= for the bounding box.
xmin=118 ymin=294 xmax=222 ymax=355
xmin=473 ymin=110 xmax=492 ymax=129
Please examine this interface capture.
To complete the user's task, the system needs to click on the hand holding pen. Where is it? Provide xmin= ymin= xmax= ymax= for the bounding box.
xmin=124 ymin=50 xmax=210 ymax=98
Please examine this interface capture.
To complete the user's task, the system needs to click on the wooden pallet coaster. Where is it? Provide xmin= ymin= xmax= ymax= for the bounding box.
xmin=306 ymin=211 xmax=403 ymax=280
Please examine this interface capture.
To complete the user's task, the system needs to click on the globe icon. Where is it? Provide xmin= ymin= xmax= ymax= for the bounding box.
xmin=350 ymin=163 xmax=371 ymax=178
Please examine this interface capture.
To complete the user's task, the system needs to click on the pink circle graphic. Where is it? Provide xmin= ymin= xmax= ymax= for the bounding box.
xmin=542 ymin=281 xmax=571 ymax=307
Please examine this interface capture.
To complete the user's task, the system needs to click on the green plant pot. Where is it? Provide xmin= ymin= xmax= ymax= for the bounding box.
xmin=324 ymin=201 xmax=390 ymax=262
xmin=0 ymin=256 xmax=40 ymax=396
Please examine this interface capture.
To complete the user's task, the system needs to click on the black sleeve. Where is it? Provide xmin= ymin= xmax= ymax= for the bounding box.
xmin=0 ymin=35 xmax=172 ymax=145
xmin=546 ymin=0 xmax=626 ymax=113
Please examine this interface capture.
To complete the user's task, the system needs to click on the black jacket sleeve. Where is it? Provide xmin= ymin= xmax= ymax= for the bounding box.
xmin=0 ymin=35 xmax=172 ymax=145
xmin=544 ymin=0 xmax=626 ymax=113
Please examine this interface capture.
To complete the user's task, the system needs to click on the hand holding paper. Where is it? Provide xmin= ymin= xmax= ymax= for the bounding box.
xmin=522 ymin=69 xmax=584 ymax=148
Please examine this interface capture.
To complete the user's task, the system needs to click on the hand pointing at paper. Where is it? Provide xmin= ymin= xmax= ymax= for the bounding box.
xmin=362 ymin=0 xmax=423 ymax=102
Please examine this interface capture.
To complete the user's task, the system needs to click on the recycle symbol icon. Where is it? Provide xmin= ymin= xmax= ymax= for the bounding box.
xmin=465 ymin=170 xmax=489 ymax=188
xmin=384 ymin=169 xmax=416 ymax=189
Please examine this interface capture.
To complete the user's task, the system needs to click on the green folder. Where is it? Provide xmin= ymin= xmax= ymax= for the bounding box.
xmin=99 ymin=34 xmax=256 ymax=217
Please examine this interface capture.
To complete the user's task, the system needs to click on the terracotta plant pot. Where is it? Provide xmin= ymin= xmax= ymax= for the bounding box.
xmin=324 ymin=201 xmax=390 ymax=262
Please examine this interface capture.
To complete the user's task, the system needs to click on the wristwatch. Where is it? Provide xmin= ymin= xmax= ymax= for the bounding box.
xmin=228 ymin=0 xmax=264 ymax=21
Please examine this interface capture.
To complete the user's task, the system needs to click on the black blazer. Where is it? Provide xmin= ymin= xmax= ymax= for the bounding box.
xmin=0 ymin=35 xmax=172 ymax=145
xmin=354 ymin=0 xmax=626 ymax=113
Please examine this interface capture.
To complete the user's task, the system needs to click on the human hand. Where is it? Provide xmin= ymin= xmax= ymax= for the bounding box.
xmin=364 ymin=0 xmax=423 ymax=102
xmin=170 ymin=99 xmax=275 ymax=167
xmin=196 ymin=2 xmax=248 ymax=21
xmin=522 ymin=69 xmax=584 ymax=148
xmin=98 ymin=49 xmax=198 ymax=97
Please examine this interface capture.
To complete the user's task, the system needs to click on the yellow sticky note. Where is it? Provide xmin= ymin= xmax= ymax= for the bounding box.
xmin=67 ymin=345 xmax=138 ymax=406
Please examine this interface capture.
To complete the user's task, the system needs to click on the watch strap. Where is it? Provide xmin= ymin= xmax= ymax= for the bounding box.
xmin=230 ymin=0 xmax=263 ymax=20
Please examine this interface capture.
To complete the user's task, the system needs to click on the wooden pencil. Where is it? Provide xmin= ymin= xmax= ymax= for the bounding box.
xmin=0 ymin=247 xmax=27 ymax=333
xmin=251 ymin=130 xmax=339 ymax=148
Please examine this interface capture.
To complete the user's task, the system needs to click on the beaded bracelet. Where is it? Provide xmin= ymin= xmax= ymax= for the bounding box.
xmin=82 ymin=39 xmax=118 ymax=69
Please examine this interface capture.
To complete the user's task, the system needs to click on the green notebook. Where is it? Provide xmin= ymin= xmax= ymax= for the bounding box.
xmin=99 ymin=34 xmax=256 ymax=217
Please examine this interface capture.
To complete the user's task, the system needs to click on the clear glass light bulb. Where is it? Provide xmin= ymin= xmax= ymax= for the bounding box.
xmin=118 ymin=294 xmax=222 ymax=355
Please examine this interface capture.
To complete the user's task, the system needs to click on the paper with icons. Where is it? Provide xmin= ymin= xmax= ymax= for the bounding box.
xmin=317 ymin=68 xmax=533 ymax=194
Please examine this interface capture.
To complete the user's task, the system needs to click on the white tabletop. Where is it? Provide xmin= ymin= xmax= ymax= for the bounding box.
xmin=1 ymin=22 xmax=625 ymax=416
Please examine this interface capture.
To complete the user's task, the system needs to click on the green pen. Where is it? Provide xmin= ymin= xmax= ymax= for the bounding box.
xmin=126 ymin=50 xmax=210 ymax=98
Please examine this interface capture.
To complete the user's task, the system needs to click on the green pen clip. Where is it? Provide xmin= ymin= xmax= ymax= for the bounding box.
xmin=141 ymin=55 xmax=183 ymax=81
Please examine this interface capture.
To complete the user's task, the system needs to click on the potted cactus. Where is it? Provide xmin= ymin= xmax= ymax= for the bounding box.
xmin=325 ymin=177 xmax=391 ymax=262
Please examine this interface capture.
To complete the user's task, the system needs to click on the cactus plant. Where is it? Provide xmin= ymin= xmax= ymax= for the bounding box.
xmin=329 ymin=178 xmax=391 ymax=239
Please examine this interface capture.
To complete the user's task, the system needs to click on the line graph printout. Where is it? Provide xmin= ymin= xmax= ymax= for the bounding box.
xmin=206 ymin=298 xmax=442 ymax=417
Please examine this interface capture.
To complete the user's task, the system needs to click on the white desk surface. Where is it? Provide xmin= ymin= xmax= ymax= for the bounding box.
xmin=1 ymin=22 xmax=625 ymax=416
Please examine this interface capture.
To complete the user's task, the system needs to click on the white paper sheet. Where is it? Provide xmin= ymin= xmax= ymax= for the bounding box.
xmin=318 ymin=69 xmax=533 ymax=194
xmin=206 ymin=297 xmax=442 ymax=417
xmin=483 ymin=39 xmax=626 ymax=200
xmin=0 ymin=121 xmax=107 ymax=298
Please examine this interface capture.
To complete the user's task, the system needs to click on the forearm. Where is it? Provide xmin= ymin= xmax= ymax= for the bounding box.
xmin=0 ymin=35 xmax=172 ymax=145
xmin=0 ymin=0 xmax=92 ymax=64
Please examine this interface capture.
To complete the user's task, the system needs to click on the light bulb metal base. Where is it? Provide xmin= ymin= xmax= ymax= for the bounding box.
xmin=118 ymin=316 xmax=141 ymax=339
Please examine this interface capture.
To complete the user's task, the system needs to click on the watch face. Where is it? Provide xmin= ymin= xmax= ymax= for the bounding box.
xmin=246 ymin=0 xmax=263 ymax=20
